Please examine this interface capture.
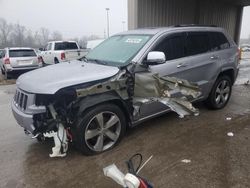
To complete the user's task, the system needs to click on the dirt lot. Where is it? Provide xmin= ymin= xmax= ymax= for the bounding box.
xmin=0 ymin=61 xmax=250 ymax=188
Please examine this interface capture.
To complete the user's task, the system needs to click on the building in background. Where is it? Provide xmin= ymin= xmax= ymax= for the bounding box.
xmin=128 ymin=0 xmax=250 ymax=43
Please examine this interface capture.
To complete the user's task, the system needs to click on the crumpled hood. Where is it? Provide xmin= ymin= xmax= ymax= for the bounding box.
xmin=16 ymin=60 xmax=119 ymax=94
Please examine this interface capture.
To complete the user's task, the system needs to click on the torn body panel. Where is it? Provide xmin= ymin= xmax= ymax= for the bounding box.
xmin=20 ymin=68 xmax=201 ymax=158
xmin=75 ymin=69 xmax=201 ymax=119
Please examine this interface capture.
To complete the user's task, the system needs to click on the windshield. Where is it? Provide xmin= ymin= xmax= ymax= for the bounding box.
xmin=86 ymin=35 xmax=152 ymax=66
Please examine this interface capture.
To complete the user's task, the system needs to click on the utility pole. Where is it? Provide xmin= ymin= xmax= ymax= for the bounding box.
xmin=122 ymin=21 xmax=126 ymax=31
xmin=106 ymin=8 xmax=110 ymax=38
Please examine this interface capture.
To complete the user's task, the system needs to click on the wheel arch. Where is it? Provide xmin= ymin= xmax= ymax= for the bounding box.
xmin=73 ymin=92 xmax=132 ymax=127
xmin=218 ymin=68 xmax=235 ymax=83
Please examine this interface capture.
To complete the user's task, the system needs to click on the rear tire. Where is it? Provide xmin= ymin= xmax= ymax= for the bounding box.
xmin=54 ymin=58 xmax=59 ymax=64
xmin=73 ymin=103 xmax=126 ymax=155
xmin=205 ymin=75 xmax=232 ymax=109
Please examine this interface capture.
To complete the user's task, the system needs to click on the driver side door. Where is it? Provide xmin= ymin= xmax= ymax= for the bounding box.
xmin=137 ymin=32 xmax=188 ymax=118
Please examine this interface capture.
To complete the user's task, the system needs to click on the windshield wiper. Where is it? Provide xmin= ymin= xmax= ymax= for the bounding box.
xmin=88 ymin=58 xmax=107 ymax=65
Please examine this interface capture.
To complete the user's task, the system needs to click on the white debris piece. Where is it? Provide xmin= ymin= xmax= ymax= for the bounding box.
xmin=226 ymin=117 xmax=232 ymax=121
xmin=244 ymin=80 xmax=249 ymax=85
xmin=227 ymin=132 xmax=234 ymax=137
xmin=181 ymin=159 xmax=191 ymax=163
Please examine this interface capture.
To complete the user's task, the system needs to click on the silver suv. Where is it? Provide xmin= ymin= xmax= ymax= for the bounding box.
xmin=11 ymin=26 xmax=239 ymax=156
xmin=0 ymin=47 xmax=42 ymax=79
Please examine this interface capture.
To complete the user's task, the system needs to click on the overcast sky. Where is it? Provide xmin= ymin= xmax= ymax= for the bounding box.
xmin=0 ymin=1 xmax=250 ymax=39
xmin=0 ymin=0 xmax=128 ymax=39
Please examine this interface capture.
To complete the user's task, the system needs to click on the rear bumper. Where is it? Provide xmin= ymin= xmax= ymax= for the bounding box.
xmin=6 ymin=66 xmax=40 ymax=72
xmin=4 ymin=64 xmax=42 ymax=72
xmin=11 ymin=100 xmax=35 ymax=134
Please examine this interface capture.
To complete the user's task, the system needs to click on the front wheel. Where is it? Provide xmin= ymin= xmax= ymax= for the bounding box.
xmin=205 ymin=75 xmax=232 ymax=109
xmin=74 ymin=103 xmax=126 ymax=155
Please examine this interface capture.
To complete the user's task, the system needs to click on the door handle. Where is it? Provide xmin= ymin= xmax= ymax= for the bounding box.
xmin=177 ymin=63 xmax=188 ymax=68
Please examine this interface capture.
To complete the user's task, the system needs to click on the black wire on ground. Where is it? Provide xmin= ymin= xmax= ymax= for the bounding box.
xmin=126 ymin=153 xmax=143 ymax=175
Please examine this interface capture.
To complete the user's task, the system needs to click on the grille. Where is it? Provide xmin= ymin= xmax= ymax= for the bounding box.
xmin=14 ymin=89 xmax=29 ymax=110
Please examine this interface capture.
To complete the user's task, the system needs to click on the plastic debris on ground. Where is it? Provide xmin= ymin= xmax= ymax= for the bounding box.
xmin=227 ymin=132 xmax=234 ymax=137
xmin=181 ymin=159 xmax=191 ymax=163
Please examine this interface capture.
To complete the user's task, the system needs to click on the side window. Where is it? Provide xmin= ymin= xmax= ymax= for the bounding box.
xmin=0 ymin=50 xmax=6 ymax=58
xmin=217 ymin=33 xmax=230 ymax=49
xmin=45 ymin=43 xmax=52 ymax=51
xmin=0 ymin=51 xmax=3 ymax=58
xmin=153 ymin=34 xmax=185 ymax=61
xmin=209 ymin=32 xmax=230 ymax=51
xmin=186 ymin=32 xmax=210 ymax=56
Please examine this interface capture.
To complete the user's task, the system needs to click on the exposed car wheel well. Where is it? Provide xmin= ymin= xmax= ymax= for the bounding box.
xmin=218 ymin=69 xmax=234 ymax=83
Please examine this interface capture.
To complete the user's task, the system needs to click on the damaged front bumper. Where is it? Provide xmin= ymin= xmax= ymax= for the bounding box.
xmin=11 ymin=88 xmax=46 ymax=134
xmin=11 ymin=100 xmax=35 ymax=134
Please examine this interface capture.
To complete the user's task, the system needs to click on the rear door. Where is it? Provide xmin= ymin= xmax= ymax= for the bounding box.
xmin=42 ymin=43 xmax=53 ymax=64
xmin=179 ymin=31 xmax=221 ymax=96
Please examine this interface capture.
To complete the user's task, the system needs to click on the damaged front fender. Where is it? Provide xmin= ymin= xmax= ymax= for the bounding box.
xmin=74 ymin=68 xmax=201 ymax=120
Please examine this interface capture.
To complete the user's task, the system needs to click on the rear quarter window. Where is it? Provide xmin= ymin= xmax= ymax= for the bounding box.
xmin=9 ymin=49 xmax=36 ymax=57
xmin=209 ymin=32 xmax=230 ymax=51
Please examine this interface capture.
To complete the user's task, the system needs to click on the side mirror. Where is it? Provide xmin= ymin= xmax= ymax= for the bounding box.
xmin=144 ymin=51 xmax=166 ymax=65
xmin=39 ymin=48 xmax=44 ymax=51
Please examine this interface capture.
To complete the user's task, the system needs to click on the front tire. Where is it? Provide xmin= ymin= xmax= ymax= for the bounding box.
xmin=205 ymin=75 xmax=232 ymax=109
xmin=74 ymin=103 xmax=126 ymax=155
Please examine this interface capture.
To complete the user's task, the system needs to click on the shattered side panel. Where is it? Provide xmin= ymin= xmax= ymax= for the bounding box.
xmin=133 ymin=72 xmax=201 ymax=118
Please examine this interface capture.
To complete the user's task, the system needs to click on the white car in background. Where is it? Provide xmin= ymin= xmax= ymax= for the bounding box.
xmin=40 ymin=41 xmax=88 ymax=65
xmin=0 ymin=47 xmax=42 ymax=79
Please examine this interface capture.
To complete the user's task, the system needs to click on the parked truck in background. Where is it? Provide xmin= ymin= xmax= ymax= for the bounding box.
xmin=40 ymin=41 xmax=88 ymax=65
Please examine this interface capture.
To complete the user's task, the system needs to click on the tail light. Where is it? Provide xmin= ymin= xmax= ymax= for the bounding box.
xmin=61 ymin=52 xmax=66 ymax=60
xmin=4 ymin=58 xmax=10 ymax=64
xmin=238 ymin=47 xmax=242 ymax=60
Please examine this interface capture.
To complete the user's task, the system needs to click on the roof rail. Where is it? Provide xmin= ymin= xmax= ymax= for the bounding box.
xmin=174 ymin=24 xmax=217 ymax=27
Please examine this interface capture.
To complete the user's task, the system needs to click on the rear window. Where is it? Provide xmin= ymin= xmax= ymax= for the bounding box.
xmin=186 ymin=32 xmax=210 ymax=56
xmin=9 ymin=49 xmax=36 ymax=57
xmin=54 ymin=42 xmax=78 ymax=50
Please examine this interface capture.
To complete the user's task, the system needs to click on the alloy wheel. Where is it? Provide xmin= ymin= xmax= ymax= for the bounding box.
xmin=84 ymin=111 xmax=121 ymax=152
xmin=215 ymin=80 xmax=230 ymax=106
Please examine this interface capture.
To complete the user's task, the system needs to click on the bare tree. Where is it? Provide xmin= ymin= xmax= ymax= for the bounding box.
xmin=0 ymin=18 xmax=12 ymax=47
xmin=39 ymin=27 xmax=50 ymax=46
xmin=11 ymin=23 xmax=26 ymax=46
xmin=25 ymin=30 xmax=35 ymax=47
xmin=51 ymin=31 xmax=62 ymax=41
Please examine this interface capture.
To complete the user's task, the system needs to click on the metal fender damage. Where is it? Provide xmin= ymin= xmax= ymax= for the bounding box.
xmin=43 ymin=67 xmax=201 ymax=158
